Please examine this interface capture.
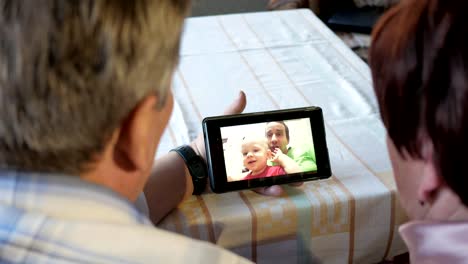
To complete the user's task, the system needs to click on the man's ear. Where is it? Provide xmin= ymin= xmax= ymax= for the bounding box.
xmin=114 ymin=95 xmax=159 ymax=173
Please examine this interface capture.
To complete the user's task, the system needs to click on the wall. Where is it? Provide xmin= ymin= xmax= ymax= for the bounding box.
xmin=190 ymin=0 xmax=269 ymax=17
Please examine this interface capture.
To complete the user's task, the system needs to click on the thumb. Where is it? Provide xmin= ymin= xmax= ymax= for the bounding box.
xmin=253 ymin=185 xmax=284 ymax=196
xmin=223 ymin=91 xmax=247 ymax=115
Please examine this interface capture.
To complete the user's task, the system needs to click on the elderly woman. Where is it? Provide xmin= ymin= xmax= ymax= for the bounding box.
xmin=370 ymin=0 xmax=468 ymax=263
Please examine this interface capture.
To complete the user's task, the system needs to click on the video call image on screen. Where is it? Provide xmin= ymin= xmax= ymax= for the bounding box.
xmin=220 ymin=118 xmax=317 ymax=182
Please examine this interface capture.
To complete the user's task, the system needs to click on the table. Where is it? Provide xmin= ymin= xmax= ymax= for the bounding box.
xmin=156 ymin=9 xmax=408 ymax=264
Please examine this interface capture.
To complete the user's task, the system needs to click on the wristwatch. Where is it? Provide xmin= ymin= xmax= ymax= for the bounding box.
xmin=170 ymin=145 xmax=208 ymax=195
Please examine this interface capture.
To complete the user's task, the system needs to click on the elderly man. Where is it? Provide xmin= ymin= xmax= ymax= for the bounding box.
xmin=0 ymin=1 xmax=292 ymax=263
xmin=265 ymin=121 xmax=317 ymax=172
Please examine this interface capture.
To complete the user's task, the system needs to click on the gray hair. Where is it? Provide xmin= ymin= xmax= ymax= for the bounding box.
xmin=0 ymin=0 xmax=190 ymax=174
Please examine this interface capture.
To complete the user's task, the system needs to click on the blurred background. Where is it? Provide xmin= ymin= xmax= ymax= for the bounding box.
xmin=188 ymin=0 xmax=396 ymax=63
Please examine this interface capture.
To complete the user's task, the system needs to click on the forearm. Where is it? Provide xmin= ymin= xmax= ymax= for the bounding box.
xmin=299 ymin=160 xmax=317 ymax=172
xmin=144 ymin=151 xmax=193 ymax=224
xmin=278 ymin=155 xmax=302 ymax=174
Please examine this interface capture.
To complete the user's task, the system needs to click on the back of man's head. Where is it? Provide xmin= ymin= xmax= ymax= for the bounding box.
xmin=0 ymin=0 xmax=190 ymax=174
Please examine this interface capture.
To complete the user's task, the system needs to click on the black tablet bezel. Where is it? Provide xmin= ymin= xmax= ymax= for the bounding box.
xmin=203 ymin=107 xmax=331 ymax=193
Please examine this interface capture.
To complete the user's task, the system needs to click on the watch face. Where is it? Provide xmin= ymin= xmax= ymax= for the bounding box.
xmin=192 ymin=157 xmax=208 ymax=180
xmin=192 ymin=157 xmax=207 ymax=194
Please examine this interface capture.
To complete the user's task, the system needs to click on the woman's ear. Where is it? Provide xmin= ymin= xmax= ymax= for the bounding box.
xmin=417 ymin=161 xmax=442 ymax=202
xmin=417 ymin=143 xmax=444 ymax=204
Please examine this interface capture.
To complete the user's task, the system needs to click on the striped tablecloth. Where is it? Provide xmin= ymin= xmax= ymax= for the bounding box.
xmin=156 ymin=9 xmax=408 ymax=264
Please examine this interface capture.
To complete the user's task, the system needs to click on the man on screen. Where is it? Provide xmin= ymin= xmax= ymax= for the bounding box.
xmin=265 ymin=121 xmax=317 ymax=172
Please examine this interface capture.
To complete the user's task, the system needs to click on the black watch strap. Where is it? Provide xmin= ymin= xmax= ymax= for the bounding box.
xmin=171 ymin=145 xmax=207 ymax=195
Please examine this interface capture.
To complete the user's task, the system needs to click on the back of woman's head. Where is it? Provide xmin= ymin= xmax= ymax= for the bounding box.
xmin=370 ymin=0 xmax=468 ymax=205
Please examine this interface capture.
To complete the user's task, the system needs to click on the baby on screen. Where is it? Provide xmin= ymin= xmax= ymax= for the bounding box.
xmin=241 ymin=137 xmax=301 ymax=180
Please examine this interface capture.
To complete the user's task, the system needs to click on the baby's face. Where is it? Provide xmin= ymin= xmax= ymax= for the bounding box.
xmin=241 ymin=142 xmax=269 ymax=174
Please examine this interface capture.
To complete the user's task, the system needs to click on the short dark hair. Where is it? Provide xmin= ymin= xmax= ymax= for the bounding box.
xmin=266 ymin=121 xmax=290 ymax=141
xmin=370 ymin=0 xmax=468 ymax=205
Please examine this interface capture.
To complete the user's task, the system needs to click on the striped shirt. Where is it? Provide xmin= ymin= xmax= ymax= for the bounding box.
xmin=0 ymin=171 xmax=252 ymax=263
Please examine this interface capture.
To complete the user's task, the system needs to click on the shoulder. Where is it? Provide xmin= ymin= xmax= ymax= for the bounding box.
xmin=288 ymin=144 xmax=313 ymax=156
xmin=14 ymin=218 xmax=252 ymax=263
xmin=243 ymin=172 xmax=254 ymax=180
xmin=399 ymin=221 xmax=468 ymax=264
xmin=108 ymin=225 xmax=253 ymax=263
xmin=119 ymin=226 xmax=252 ymax=263
xmin=268 ymin=165 xmax=286 ymax=174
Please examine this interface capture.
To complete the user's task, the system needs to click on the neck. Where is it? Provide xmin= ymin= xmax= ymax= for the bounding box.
xmin=423 ymin=188 xmax=468 ymax=221
xmin=79 ymin=132 xmax=144 ymax=202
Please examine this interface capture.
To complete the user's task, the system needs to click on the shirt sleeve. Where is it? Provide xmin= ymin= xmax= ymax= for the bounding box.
xmin=293 ymin=145 xmax=317 ymax=172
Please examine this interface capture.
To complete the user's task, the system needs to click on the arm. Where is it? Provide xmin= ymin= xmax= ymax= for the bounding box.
xmin=143 ymin=92 xmax=247 ymax=224
xmin=144 ymin=91 xmax=303 ymax=223
xmin=144 ymin=151 xmax=193 ymax=224
xmin=271 ymin=148 xmax=302 ymax=174
xmin=297 ymin=158 xmax=317 ymax=172
xmin=294 ymin=145 xmax=317 ymax=172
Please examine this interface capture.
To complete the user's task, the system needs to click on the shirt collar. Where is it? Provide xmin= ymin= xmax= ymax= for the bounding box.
xmin=0 ymin=170 xmax=151 ymax=226
xmin=399 ymin=220 xmax=468 ymax=264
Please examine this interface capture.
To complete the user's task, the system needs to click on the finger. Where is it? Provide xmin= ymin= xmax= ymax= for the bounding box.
xmin=223 ymin=91 xmax=247 ymax=115
xmin=203 ymin=182 xmax=213 ymax=194
xmin=253 ymin=185 xmax=284 ymax=196
xmin=190 ymin=138 xmax=206 ymax=160
xmin=288 ymin=182 xmax=303 ymax=187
